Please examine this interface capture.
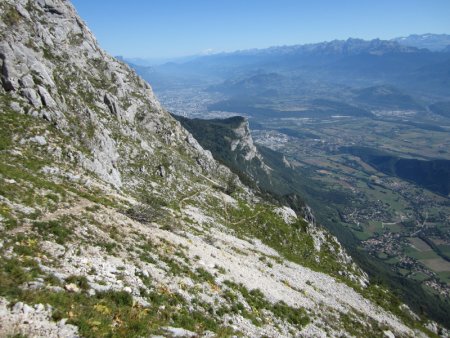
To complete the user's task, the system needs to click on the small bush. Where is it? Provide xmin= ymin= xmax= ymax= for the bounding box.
xmin=195 ymin=267 xmax=215 ymax=283
xmin=225 ymin=177 xmax=238 ymax=195
xmin=13 ymin=244 xmax=36 ymax=257
xmin=96 ymin=241 xmax=117 ymax=254
xmin=125 ymin=204 xmax=165 ymax=223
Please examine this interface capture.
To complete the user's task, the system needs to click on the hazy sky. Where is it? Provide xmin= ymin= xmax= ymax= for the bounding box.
xmin=71 ymin=0 xmax=450 ymax=59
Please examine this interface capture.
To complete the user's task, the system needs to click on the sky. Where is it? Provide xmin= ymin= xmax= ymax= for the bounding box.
xmin=71 ymin=0 xmax=450 ymax=60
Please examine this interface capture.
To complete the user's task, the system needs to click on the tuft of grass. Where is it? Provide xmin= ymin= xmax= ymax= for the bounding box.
xmin=3 ymin=6 xmax=21 ymax=27
xmin=195 ymin=267 xmax=215 ymax=284
xmin=96 ymin=240 xmax=117 ymax=255
xmin=222 ymin=280 xmax=309 ymax=329
xmin=0 ymin=257 xmax=42 ymax=299
xmin=33 ymin=218 xmax=73 ymax=244
xmin=65 ymin=275 xmax=90 ymax=291
xmin=124 ymin=192 xmax=169 ymax=224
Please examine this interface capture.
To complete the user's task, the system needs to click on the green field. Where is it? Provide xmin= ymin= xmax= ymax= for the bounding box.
xmin=420 ymin=258 xmax=450 ymax=272
xmin=409 ymin=237 xmax=433 ymax=252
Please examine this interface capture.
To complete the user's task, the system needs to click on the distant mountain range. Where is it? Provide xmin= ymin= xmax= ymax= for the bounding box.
xmin=128 ymin=35 xmax=450 ymax=101
xmin=123 ymin=33 xmax=450 ymax=67
xmin=392 ymin=33 xmax=450 ymax=51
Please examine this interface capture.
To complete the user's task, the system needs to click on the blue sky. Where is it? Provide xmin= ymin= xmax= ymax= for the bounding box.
xmin=71 ymin=0 xmax=450 ymax=59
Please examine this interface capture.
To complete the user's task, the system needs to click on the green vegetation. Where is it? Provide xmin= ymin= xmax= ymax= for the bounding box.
xmin=0 ymin=254 xmax=237 ymax=337
xmin=220 ymin=199 xmax=354 ymax=283
xmin=33 ymin=218 xmax=73 ymax=245
xmin=124 ymin=203 xmax=165 ymax=224
xmin=0 ymin=257 xmax=43 ymax=300
xmin=222 ymin=280 xmax=309 ymax=329
xmin=174 ymin=116 xmax=246 ymax=161
xmin=68 ymin=33 xmax=84 ymax=46
xmin=65 ymin=275 xmax=90 ymax=291
xmin=2 ymin=5 xmax=21 ymax=27
xmin=42 ymin=47 xmax=58 ymax=61
xmin=124 ymin=191 xmax=169 ymax=224
xmin=336 ymin=311 xmax=388 ymax=338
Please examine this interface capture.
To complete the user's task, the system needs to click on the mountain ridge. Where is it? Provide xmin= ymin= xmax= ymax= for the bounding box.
xmin=134 ymin=35 xmax=450 ymax=101
xmin=393 ymin=34 xmax=450 ymax=51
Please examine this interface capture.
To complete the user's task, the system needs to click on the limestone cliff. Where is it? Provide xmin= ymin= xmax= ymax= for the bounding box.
xmin=230 ymin=118 xmax=264 ymax=163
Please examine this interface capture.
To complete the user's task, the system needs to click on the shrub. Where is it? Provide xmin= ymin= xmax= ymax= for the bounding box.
xmin=225 ymin=176 xmax=238 ymax=195
xmin=125 ymin=204 xmax=165 ymax=223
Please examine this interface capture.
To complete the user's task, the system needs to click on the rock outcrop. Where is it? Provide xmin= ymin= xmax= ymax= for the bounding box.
xmin=0 ymin=0 xmax=222 ymax=190
xmin=230 ymin=117 xmax=272 ymax=173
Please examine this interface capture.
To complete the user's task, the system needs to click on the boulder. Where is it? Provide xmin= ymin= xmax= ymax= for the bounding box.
xmin=104 ymin=93 xmax=119 ymax=117
xmin=21 ymin=88 xmax=42 ymax=107
xmin=38 ymin=85 xmax=57 ymax=107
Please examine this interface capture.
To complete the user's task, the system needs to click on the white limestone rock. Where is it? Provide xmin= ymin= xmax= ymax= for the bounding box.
xmin=29 ymin=135 xmax=47 ymax=145
xmin=37 ymin=85 xmax=57 ymax=107
xmin=274 ymin=206 xmax=297 ymax=224
xmin=0 ymin=298 xmax=79 ymax=337
xmin=21 ymin=87 xmax=42 ymax=107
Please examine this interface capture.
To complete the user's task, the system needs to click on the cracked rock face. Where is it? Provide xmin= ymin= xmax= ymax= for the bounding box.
xmin=0 ymin=0 xmax=223 ymax=189
xmin=231 ymin=118 xmax=262 ymax=161
xmin=230 ymin=118 xmax=272 ymax=174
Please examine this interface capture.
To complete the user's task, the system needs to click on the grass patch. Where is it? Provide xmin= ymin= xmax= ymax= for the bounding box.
xmin=222 ymin=280 xmax=309 ymax=329
xmin=0 ymin=257 xmax=42 ymax=299
xmin=224 ymin=200 xmax=348 ymax=280
xmin=65 ymin=275 xmax=90 ymax=291
xmin=2 ymin=5 xmax=21 ymax=27
xmin=33 ymin=218 xmax=73 ymax=244
xmin=195 ymin=267 xmax=215 ymax=284
xmin=0 ymin=254 xmax=237 ymax=337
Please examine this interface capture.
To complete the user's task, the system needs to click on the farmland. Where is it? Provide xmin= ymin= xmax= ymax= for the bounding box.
xmin=251 ymin=115 xmax=450 ymax=295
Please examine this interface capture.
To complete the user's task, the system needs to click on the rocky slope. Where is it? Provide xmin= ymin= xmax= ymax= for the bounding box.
xmin=0 ymin=0 xmax=446 ymax=337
